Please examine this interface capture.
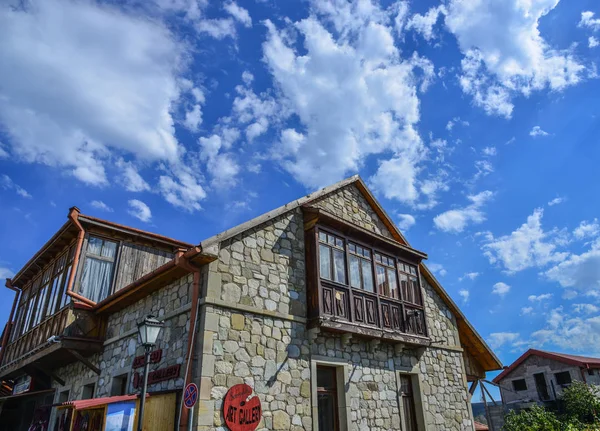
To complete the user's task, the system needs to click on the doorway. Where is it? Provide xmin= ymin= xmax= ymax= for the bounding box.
xmin=534 ymin=373 xmax=550 ymax=401
xmin=317 ymin=366 xmax=339 ymax=431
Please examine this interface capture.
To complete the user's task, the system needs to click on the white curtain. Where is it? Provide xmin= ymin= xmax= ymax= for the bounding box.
xmin=80 ymin=257 xmax=113 ymax=302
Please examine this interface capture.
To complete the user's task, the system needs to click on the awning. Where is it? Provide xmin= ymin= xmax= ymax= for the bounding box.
xmin=0 ymin=388 xmax=55 ymax=402
xmin=61 ymin=394 xmax=147 ymax=410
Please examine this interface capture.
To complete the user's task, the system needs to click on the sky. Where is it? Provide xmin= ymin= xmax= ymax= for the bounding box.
xmin=1 ymin=0 xmax=600 ymax=402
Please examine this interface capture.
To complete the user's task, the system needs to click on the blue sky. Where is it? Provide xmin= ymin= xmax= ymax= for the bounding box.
xmin=1 ymin=0 xmax=600 ymax=401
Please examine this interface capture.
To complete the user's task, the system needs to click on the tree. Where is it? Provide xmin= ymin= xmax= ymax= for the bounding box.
xmin=503 ymin=405 xmax=561 ymax=431
xmin=560 ymin=381 xmax=600 ymax=425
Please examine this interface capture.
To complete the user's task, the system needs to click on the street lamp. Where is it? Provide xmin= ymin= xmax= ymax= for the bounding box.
xmin=136 ymin=315 xmax=163 ymax=431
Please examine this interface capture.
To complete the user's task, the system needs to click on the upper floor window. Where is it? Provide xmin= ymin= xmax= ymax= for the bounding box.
xmin=318 ymin=232 xmax=346 ymax=284
xmin=79 ymin=236 xmax=118 ymax=303
xmin=349 ymin=243 xmax=374 ymax=292
xmin=399 ymin=263 xmax=422 ymax=306
xmin=375 ymin=252 xmax=399 ymax=299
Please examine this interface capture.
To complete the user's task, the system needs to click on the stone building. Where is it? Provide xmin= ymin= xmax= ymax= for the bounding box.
xmin=493 ymin=349 xmax=600 ymax=405
xmin=0 ymin=176 xmax=501 ymax=431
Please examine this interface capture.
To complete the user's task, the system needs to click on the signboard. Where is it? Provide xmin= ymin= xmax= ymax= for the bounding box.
xmin=223 ymin=384 xmax=261 ymax=431
xmin=105 ymin=401 xmax=136 ymax=431
xmin=13 ymin=375 xmax=31 ymax=395
xmin=183 ymin=383 xmax=198 ymax=409
xmin=132 ymin=349 xmax=163 ymax=369
xmin=132 ymin=364 xmax=181 ymax=389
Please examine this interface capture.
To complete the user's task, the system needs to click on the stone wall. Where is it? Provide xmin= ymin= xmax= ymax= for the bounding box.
xmin=196 ymin=305 xmax=312 ymax=431
xmin=498 ymin=355 xmax=584 ymax=403
xmin=309 ymin=184 xmax=394 ymax=240
xmin=51 ymin=274 xmax=193 ymax=400
xmin=422 ymin=277 xmax=460 ymax=347
xmin=209 ymin=208 xmax=306 ymax=317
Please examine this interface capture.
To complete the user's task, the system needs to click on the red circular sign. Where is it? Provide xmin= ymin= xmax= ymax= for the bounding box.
xmin=223 ymin=384 xmax=262 ymax=431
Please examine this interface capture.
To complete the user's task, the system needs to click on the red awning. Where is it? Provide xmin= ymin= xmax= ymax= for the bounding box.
xmin=62 ymin=394 xmax=147 ymax=410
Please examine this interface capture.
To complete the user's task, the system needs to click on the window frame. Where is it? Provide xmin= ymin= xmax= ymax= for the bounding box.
xmin=76 ymin=234 xmax=119 ymax=303
xmin=315 ymin=225 xmax=427 ymax=337
xmin=347 ymin=241 xmax=374 ymax=293
xmin=555 ymin=371 xmax=572 ymax=386
xmin=512 ymin=378 xmax=527 ymax=391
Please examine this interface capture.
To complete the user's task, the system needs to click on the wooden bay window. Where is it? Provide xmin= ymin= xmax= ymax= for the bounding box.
xmin=78 ymin=236 xmax=118 ymax=303
xmin=313 ymin=225 xmax=428 ymax=341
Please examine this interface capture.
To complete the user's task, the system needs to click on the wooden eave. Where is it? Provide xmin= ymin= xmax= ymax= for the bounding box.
xmin=78 ymin=215 xmax=193 ymax=251
xmin=302 ymin=206 xmax=428 ymax=262
xmin=10 ymin=221 xmax=79 ymax=289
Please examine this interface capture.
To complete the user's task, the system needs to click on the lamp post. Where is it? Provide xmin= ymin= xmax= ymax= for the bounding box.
xmin=136 ymin=315 xmax=163 ymax=431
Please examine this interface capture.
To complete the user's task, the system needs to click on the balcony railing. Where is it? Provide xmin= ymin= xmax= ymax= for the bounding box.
xmin=319 ymin=280 xmax=428 ymax=343
xmin=0 ymin=306 xmax=103 ymax=372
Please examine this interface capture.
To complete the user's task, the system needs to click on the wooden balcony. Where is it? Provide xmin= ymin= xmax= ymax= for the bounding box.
xmin=315 ymin=280 xmax=429 ymax=346
xmin=0 ymin=306 xmax=104 ymax=379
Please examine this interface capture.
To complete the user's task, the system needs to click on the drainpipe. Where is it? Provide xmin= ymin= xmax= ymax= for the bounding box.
xmin=0 ymin=279 xmax=20 ymax=364
xmin=174 ymin=247 xmax=202 ymax=431
xmin=66 ymin=207 xmax=95 ymax=307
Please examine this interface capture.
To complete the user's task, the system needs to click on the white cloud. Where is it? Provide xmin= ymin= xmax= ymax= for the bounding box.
xmin=590 ymin=37 xmax=600 ymax=48
xmin=473 ymin=159 xmax=494 ymax=181
xmin=397 ymin=213 xmax=416 ymax=231
xmin=492 ymin=282 xmax=510 ymax=297
xmin=116 ymin=159 xmax=151 ymax=193
xmin=482 ymin=208 xmax=568 ymax=273
xmin=427 ymin=263 xmax=447 ymax=277
xmin=0 ymin=267 xmax=14 ymax=280
xmin=446 ymin=0 xmax=586 ymax=118
xmin=0 ymin=0 xmax=187 ymax=186
xmin=544 ymin=241 xmax=600 ymax=293
xmin=433 ymin=190 xmax=493 ymax=233
xmin=521 ymin=306 xmax=533 ymax=315
xmin=528 ymin=293 xmax=553 ymax=302
xmin=530 ymin=126 xmax=549 ymax=137
xmin=573 ymin=219 xmax=600 ymax=240
xmin=241 ymin=71 xmax=254 ymax=85
xmin=532 ymin=307 xmax=600 ymax=354
xmin=573 ymin=303 xmax=600 ymax=314
xmin=127 ymin=199 xmax=152 ymax=222
xmin=158 ymin=168 xmax=207 ymax=212
xmin=224 ymin=2 xmax=252 ymax=28
xmin=406 ymin=5 xmax=446 ymax=41
xmin=458 ymin=289 xmax=469 ymax=303
xmin=487 ymin=332 xmax=520 ymax=349
xmin=0 ymin=142 xmax=8 ymax=158
xmin=579 ymin=11 xmax=600 ymax=32
xmin=459 ymin=272 xmax=480 ymax=281
xmin=445 ymin=117 xmax=469 ymax=132
xmin=260 ymin=7 xmax=434 ymax=205
xmin=183 ymin=104 xmax=203 ymax=132
xmin=0 ymin=174 xmax=31 ymax=198
xmin=548 ymin=196 xmax=565 ymax=206
xmin=482 ymin=146 xmax=497 ymax=156
xmin=196 ymin=18 xmax=237 ymax=39
xmin=90 ymin=200 xmax=113 ymax=212
xmin=198 ymin=134 xmax=240 ymax=189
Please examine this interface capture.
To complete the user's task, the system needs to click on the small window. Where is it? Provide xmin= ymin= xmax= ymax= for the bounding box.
xmin=348 ymin=243 xmax=374 ymax=292
xmin=58 ymin=390 xmax=70 ymax=403
xmin=375 ymin=252 xmax=399 ymax=299
xmin=79 ymin=236 xmax=118 ymax=302
xmin=82 ymin=383 xmax=95 ymax=400
xmin=318 ymin=231 xmax=346 ymax=284
xmin=588 ymin=369 xmax=595 ymax=376
xmin=512 ymin=379 xmax=527 ymax=391
xmin=555 ymin=371 xmax=572 ymax=386
xmin=399 ymin=263 xmax=422 ymax=305
xmin=111 ymin=374 xmax=129 ymax=396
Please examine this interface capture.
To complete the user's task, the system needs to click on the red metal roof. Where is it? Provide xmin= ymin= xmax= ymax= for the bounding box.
xmin=474 ymin=421 xmax=489 ymax=430
xmin=62 ymin=394 xmax=145 ymax=410
xmin=493 ymin=349 xmax=600 ymax=383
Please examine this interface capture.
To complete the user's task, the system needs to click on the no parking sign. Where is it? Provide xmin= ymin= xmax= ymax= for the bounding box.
xmin=184 ymin=383 xmax=198 ymax=409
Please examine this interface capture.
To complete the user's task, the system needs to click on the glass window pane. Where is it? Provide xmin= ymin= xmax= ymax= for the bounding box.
xmin=411 ymin=278 xmax=421 ymax=304
xmin=361 ymin=259 xmax=374 ymax=292
xmin=400 ymin=274 xmax=409 ymax=301
xmin=388 ymin=268 xmax=398 ymax=299
xmin=375 ymin=253 xmax=382 ymax=263
xmin=101 ymin=240 xmax=117 ymax=258
xmin=317 ymin=367 xmax=337 ymax=390
xmin=376 ymin=265 xmax=386 ymax=296
xmin=328 ymin=235 xmax=335 ymax=245
xmin=319 ymin=231 xmax=327 ymax=242
xmin=333 ymin=249 xmax=346 ymax=284
xmin=319 ymin=244 xmax=331 ymax=280
xmin=335 ymin=238 xmax=343 ymax=248
xmin=363 ymin=249 xmax=371 ymax=258
xmin=410 ymin=266 xmax=417 ymax=275
xmin=349 ymin=255 xmax=361 ymax=288
xmin=80 ymin=257 xmax=114 ymax=303
xmin=60 ymin=265 xmax=72 ymax=309
xmin=349 ymin=243 xmax=356 ymax=253
xmin=87 ymin=236 xmax=103 ymax=255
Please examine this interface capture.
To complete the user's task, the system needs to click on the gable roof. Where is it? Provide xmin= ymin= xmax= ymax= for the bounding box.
xmin=9 ymin=207 xmax=192 ymax=289
xmin=493 ymin=349 xmax=600 ymax=383
xmin=201 ymin=175 xmax=502 ymax=372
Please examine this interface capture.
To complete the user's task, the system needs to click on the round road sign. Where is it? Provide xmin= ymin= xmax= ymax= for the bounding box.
xmin=184 ymin=383 xmax=198 ymax=409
